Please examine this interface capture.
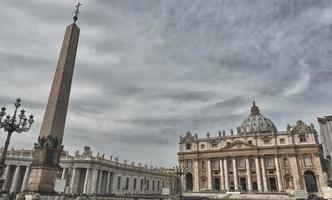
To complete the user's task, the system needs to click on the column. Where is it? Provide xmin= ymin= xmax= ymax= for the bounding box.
xmin=193 ymin=160 xmax=199 ymax=191
xmin=207 ymin=159 xmax=212 ymax=190
xmin=10 ymin=165 xmax=22 ymax=193
xmin=21 ymin=166 xmax=31 ymax=192
xmin=260 ymin=157 xmax=268 ymax=192
xmin=70 ymin=168 xmax=78 ymax=194
xmin=83 ymin=168 xmax=91 ymax=194
xmin=106 ymin=171 xmax=111 ymax=194
xmin=255 ymin=157 xmax=262 ymax=192
xmin=61 ymin=168 xmax=67 ymax=179
xmin=2 ymin=165 xmax=11 ymax=191
xmin=220 ymin=159 xmax=225 ymax=191
xmin=97 ymin=170 xmax=103 ymax=194
xmin=232 ymin=158 xmax=238 ymax=191
xmin=245 ymin=158 xmax=252 ymax=192
xmin=224 ymin=158 xmax=229 ymax=191
xmin=275 ymin=156 xmax=283 ymax=191
xmin=90 ymin=168 xmax=99 ymax=193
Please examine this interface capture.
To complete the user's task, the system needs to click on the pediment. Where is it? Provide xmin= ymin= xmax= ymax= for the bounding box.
xmin=223 ymin=140 xmax=256 ymax=150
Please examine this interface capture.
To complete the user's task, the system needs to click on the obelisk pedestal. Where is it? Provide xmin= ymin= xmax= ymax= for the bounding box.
xmin=25 ymin=22 xmax=80 ymax=194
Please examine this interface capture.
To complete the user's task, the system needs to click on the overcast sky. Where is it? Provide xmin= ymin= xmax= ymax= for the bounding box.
xmin=0 ymin=0 xmax=332 ymax=167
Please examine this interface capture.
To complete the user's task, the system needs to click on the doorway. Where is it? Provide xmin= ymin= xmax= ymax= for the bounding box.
xmin=268 ymin=177 xmax=278 ymax=191
xmin=239 ymin=177 xmax=247 ymax=191
xmin=304 ymin=170 xmax=318 ymax=193
xmin=213 ymin=178 xmax=220 ymax=191
xmin=186 ymin=173 xmax=193 ymax=191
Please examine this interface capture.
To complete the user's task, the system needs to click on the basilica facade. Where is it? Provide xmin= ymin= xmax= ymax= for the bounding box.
xmin=178 ymin=102 xmax=327 ymax=196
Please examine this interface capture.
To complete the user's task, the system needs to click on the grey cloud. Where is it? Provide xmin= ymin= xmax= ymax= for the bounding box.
xmin=0 ymin=0 xmax=332 ymax=167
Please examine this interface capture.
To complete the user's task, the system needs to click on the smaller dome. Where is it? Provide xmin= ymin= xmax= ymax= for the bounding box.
xmin=241 ymin=101 xmax=278 ymax=134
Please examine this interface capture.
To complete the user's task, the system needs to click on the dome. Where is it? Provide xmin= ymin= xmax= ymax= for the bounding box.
xmin=241 ymin=101 xmax=278 ymax=134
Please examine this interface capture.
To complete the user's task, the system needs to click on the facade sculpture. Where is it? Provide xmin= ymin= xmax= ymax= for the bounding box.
xmin=1 ymin=146 xmax=177 ymax=196
xmin=178 ymin=102 xmax=329 ymax=196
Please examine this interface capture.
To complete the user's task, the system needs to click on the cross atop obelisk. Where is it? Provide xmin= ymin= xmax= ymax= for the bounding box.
xmin=73 ymin=2 xmax=82 ymax=23
xmin=26 ymin=3 xmax=81 ymax=194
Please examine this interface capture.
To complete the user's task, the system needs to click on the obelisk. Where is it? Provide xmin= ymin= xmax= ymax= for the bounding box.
xmin=26 ymin=3 xmax=81 ymax=194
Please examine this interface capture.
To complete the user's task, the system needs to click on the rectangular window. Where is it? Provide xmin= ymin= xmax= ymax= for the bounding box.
xmin=303 ymin=156 xmax=312 ymax=167
xmin=212 ymin=160 xmax=219 ymax=170
xmin=237 ymin=159 xmax=246 ymax=169
xmin=300 ymin=135 xmax=307 ymax=143
xmin=133 ymin=178 xmax=137 ymax=190
xmin=158 ymin=181 xmax=160 ymax=190
xmin=186 ymin=143 xmax=191 ymax=150
xmin=201 ymin=144 xmax=205 ymax=149
xmin=226 ymin=142 xmax=231 ymax=146
xmin=187 ymin=160 xmax=192 ymax=171
xmin=162 ymin=181 xmax=164 ymax=188
xmin=117 ymin=177 xmax=121 ymax=190
xmin=280 ymin=138 xmax=285 ymax=144
xmin=152 ymin=180 xmax=155 ymax=191
xmin=265 ymin=157 xmax=274 ymax=167
xmin=146 ymin=180 xmax=149 ymax=190
xmin=248 ymin=140 xmax=252 ymax=144
xmin=263 ymin=138 xmax=271 ymax=144
xmin=125 ymin=177 xmax=129 ymax=190
xmin=211 ymin=143 xmax=218 ymax=148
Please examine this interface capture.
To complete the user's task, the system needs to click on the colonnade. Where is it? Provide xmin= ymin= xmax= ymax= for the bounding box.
xmin=1 ymin=165 xmax=31 ymax=193
xmin=64 ymin=167 xmax=176 ymax=195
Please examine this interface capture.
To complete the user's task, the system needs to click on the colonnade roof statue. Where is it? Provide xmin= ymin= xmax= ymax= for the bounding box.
xmin=26 ymin=3 xmax=81 ymax=193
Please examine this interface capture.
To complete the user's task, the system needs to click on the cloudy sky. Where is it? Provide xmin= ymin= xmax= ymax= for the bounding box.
xmin=0 ymin=0 xmax=332 ymax=167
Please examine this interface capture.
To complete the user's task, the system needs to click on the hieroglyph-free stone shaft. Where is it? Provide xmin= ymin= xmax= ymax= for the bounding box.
xmin=26 ymin=22 xmax=80 ymax=193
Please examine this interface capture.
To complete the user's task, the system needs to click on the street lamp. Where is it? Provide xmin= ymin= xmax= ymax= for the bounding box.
xmin=0 ymin=98 xmax=34 ymax=190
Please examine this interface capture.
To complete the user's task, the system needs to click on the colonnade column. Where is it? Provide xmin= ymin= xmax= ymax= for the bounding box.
xmin=10 ymin=165 xmax=22 ymax=193
xmin=245 ymin=157 xmax=252 ymax=192
xmin=193 ymin=160 xmax=199 ymax=192
xmin=223 ymin=158 xmax=229 ymax=191
xmin=275 ymin=156 xmax=283 ymax=191
xmin=2 ymin=165 xmax=11 ymax=191
xmin=91 ymin=168 xmax=99 ymax=193
xmin=220 ymin=158 xmax=225 ymax=191
xmin=106 ymin=171 xmax=111 ymax=194
xmin=260 ymin=156 xmax=268 ymax=192
xmin=255 ymin=157 xmax=262 ymax=192
xmin=70 ymin=168 xmax=78 ymax=194
xmin=207 ymin=159 xmax=212 ymax=190
xmin=232 ymin=158 xmax=238 ymax=191
xmin=97 ymin=170 xmax=103 ymax=194
xmin=61 ymin=168 xmax=67 ymax=179
xmin=21 ymin=166 xmax=31 ymax=192
xmin=83 ymin=168 xmax=91 ymax=194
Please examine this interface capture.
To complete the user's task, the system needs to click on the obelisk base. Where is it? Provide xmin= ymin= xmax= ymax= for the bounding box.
xmin=25 ymin=142 xmax=62 ymax=194
xmin=25 ymin=166 xmax=58 ymax=194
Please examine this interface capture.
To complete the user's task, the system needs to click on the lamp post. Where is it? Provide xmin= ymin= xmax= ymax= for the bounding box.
xmin=176 ymin=165 xmax=184 ymax=200
xmin=0 ymin=98 xmax=34 ymax=190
